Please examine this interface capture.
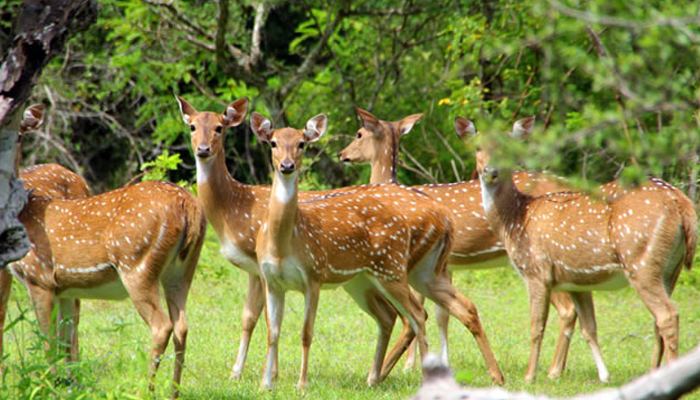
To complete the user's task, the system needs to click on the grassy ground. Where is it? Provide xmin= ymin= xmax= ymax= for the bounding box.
xmin=2 ymin=228 xmax=699 ymax=399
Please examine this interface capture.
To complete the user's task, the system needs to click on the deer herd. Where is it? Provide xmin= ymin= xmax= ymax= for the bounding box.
xmin=0 ymin=97 xmax=696 ymax=398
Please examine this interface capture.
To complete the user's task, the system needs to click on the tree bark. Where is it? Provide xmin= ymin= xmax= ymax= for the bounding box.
xmin=412 ymin=346 xmax=700 ymax=400
xmin=0 ymin=0 xmax=97 ymax=268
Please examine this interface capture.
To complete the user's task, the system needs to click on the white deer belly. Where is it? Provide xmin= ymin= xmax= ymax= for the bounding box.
xmin=260 ymin=257 xmax=307 ymax=291
xmin=220 ymin=238 xmax=258 ymax=274
xmin=58 ymin=279 xmax=128 ymax=300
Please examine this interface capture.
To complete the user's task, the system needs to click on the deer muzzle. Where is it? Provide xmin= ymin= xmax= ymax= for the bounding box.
xmin=196 ymin=145 xmax=211 ymax=158
xmin=280 ymin=160 xmax=295 ymax=174
xmin=482 ymin=166 xmax=499 ymax=183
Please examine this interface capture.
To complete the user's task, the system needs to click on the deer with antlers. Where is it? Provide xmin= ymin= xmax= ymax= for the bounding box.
xmin=6 ymin=103 xmax=206 ymax=398
xmin=176 ymin=97 xmax=503 ymax=387
xmin=250 ymin=111 xmax=503 ymax=389
xmin=338 ymin=108 xmax=580 ymax=378
xmin=1 ymin=104 xmax=89 ymax=370
xmin=470 ymin=116 xmax=696 ymax=382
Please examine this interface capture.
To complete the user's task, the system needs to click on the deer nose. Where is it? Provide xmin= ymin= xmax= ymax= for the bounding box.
xmin=196 ymin=145 xmax=211 ymax=158
xmin=280 ymin=160 xmax=295 ymax=174
xmin=337 ymin=151 xmax=349 ymax=162
xmin=483 ymin=166 xmax=499 ymax=182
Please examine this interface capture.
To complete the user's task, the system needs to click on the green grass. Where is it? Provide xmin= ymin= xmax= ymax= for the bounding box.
xmin=2 ymin=228 xmax=700 ymax=399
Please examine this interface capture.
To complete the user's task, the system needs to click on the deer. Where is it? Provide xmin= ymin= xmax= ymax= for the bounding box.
xmin=1 ymin=104 xmax=89 ymax=370
xmin=176 ymin=96 xmax=503 ymax=386
xmin=250 ymin=111 xmax=504 ymax=389
xmin=7 ymin=103 xmax=206 ymax=397
xmin=338 ymin=107 xmax=580 ymax=379
xmin=470 ymin=116 xmax=696 ymax=383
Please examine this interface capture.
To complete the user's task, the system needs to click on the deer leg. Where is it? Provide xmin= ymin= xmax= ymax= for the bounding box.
xmin=376 ymin=280 xmax=428 ymax=361
xmin=419 ymin=274 xmax=505 ymax=385
xmin=547 ymin=291 xmax=577 ymax=380
xmin=435 ymin=271 xmax=454 ymax=367
xmin=27 ymin=284 xmax=56 ymax=363
xmin=365 ymin=294 xmax=397 ymax=386
xmin=57 ymin=298 xmax=77 ymax=363
xmin=569 ymin=292 xmax=608 ymax=383
xmin=651 ymin=258 xmax=683 ymax=368
xmin=435 ymin=304 xmax=450 ymax=366
xmin=380 ymin=316 xmax=415 ymax=381
xmin=162 ymin=258 xmax=196 ymax=399
xmin=524 ymin=281 xmax=550 ymax=384
xmin=343 ymin=278 xmax=398 ymax=386
xmin=124 ymin=279 xmax=173 ymax=393
xmin=380 ymin=287 xmax=427 ymax=380
xmin=261 ymin=284 xmax=285 ymax=390
xmin=0 ymin=268 xmax=12 ymax=372
xmin=651 ymin=324 xmax=663 ymax=369
xmin=629 ymin=271 xmax=679 ymax=365
xmin=298 ymin=282 xmax=320 ymax=390
xmin=70 ymin=300 xmax=80 ymax=363
xmin=403 ymin=291 xmax=424 ymax=371
xmin=163 ymin=283 xmax=191 ymax=399
xmin=231 ymin=273 xmax=265 ymax=380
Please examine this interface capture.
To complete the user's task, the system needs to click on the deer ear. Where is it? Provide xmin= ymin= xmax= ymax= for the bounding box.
xmin=304 ymin=114 xmax=328 ymax=142
xmin=511 ymin=116 xmax=535 ymax=139
xmin=222 ymin=97 xmax=248 ymax=127
xmin=398 ymin=113 xmax=423 ymax=136
xmin=454 ymin=117 xmax=476 ymax=139
xmin=20 ymin=104 xmax=45 ymax=133
xmin=355 ymin=107 xmax=380 ymax=131
xmin=176 ymin=96 xmax=197 ymax=124
xmin=250 ymin=112 xmax=273 ymax=142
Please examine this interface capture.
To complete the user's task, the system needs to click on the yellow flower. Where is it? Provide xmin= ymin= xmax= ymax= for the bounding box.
xmin=438 ymin=98 xmax=453 ymax=106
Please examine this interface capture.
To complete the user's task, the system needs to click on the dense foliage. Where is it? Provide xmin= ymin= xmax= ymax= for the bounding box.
xmin=6 ymin=0 xmax=699 ymax=199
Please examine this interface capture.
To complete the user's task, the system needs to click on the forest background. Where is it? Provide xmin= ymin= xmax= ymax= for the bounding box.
xmin=2 ymin=0 xmax=698 ymax=199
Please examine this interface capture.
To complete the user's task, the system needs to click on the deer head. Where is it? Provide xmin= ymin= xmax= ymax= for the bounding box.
xmin=251 ymin=112 xmax=327 ymax=176
xmin=473 ymin=116 xmax=536 ymax=186
xmin=338 ymin=107 xmax=423 ymax=163
xmin=176 ymin=96 xmax=248 ymax=160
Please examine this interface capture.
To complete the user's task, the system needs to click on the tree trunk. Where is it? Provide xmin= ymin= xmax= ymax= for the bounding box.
xmin=412 ymin=346 xmax=700 ymax=400
xmin=0 ymin=0 xmax=97 ymax=268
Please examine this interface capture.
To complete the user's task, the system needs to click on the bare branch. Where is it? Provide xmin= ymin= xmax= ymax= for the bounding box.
xmin=399 ymin=144 xmax=437 ymax=183
xmin=413 ymin=347 xmax=700 ymax=400
xmin=585 ymin=27 xmax=637 ymax=165
xmin=250 ymin=2 xmax=269 ymax=67
xmin=144 ymin=0 xmax=212 ymax=39
xmin=347 ymin=5 xmax=428 ymax=17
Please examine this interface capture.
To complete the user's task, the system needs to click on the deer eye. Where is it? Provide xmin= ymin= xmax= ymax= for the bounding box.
xmin=356 ymin=132 xmax=362 ymax=139
xmin=189 ymin=124 xmax=195 ymax=131
xmin=270 ymin=141 xmax=277 ymax=148
xmin=215 ymin=126 xmax=223 ymax=134
xmin=298 ymin=141 xmax=305 ymax=149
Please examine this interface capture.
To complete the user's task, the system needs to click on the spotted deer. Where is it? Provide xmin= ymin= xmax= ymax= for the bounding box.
xmin=250 ymin=111 xmax=504 ymax=389
xmin=339 ymin=108 xmax=578 ymax=378
xmin=472 ymin=117 xmax=696 ymax=383
xmin=8 ymin=158 xmax=205 ymax=397
xmin=176 ymin=97 xmax=502 ymax=386
xmin=1 ymin=105 xmax=89 ymax=370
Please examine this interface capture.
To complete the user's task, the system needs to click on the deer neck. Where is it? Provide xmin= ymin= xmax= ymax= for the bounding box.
xmin=195 ymin=151 xmax=249 ymax=234
xmin=369 ymin=128 xmax=398 ymax=184
xmin=263 ymin=171 xmax=299 ymax=258
xmin=479 ymin=171 xmax=530 ymax=238
xmin=370 ymin=150 xmax=394 ymax=184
